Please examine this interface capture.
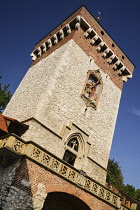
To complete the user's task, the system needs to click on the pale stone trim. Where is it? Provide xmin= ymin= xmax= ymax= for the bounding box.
xmin=107 ymin=54 xmax=116 ymax=64
xmin=120 ymin=203 xmax=138 ymax=210
xmin=58 ymin=29 xmax=64 ymax=40
xmin=84 ymin=27 xmax=95 ymax=38
xmin=32 ymin=183 xmax=47 ymax=210
xmin=75 ymin=15 xmax=81 ymax=30
xmin=64 ymin=132 xmax=85 ymax=159
xmin=22 ymin=117 xmax=62 ymax=139
xmin=96 ymin=41 xmax=106 ymax=52
xmin=90 ymin=35 xmax=101 ymax=45
xmin=65 ymin=23 xmax=71 ymax=34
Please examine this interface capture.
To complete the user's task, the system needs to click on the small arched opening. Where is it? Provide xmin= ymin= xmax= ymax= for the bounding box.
xmin=63 ymin=133 xmax=84 ymax=167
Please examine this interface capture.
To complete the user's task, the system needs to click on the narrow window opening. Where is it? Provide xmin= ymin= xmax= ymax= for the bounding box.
xmin=63 ymin=137 xmax=80 ymax=166
xmin=63 ymin=150 xmax=76 ymax=166
xmin=101 ymin=31 xmax=104 ymax=35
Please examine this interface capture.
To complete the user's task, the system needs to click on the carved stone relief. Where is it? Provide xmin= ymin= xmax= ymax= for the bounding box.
xmin=32 ymin=183 xmax=47 ymax=210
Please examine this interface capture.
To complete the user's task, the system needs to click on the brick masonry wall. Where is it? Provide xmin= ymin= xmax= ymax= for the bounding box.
xmin=5 ymin=158 xmax=117 ymax=210
xmin=73 ymin=28 xmax=124 ymax=90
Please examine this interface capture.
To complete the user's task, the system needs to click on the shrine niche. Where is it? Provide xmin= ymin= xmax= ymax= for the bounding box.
xmin=82 ymin=70 xmax=102 ymax=109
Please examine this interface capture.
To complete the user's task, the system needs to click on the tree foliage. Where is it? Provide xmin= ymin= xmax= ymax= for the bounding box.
xmin=135 ymin=189 xmax=140 ymax=202
xmin=0 ymin=76 xmax=12 ymax=113
xmin=123 ymin=184 xmax=136 ymax=198
xmin=106 ymin=159 xmax=124 ymax=191
xmin=107 ymin=159 xmax=140 ymax=202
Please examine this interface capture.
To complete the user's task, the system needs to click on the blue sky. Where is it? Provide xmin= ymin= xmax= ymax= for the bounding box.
xmin=0 ymin=0 xmax=140 ymax=189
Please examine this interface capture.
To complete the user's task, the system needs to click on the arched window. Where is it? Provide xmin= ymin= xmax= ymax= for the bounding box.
xmin=67 ymin=138 xmax=78 ymax=151
xmin=63 ymin=134 xmax=84 ymax=167
xmin=63 ymin=138 xmax=78 ymax=166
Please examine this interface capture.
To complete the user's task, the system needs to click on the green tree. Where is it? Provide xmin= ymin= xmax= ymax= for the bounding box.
xmin=107 ymin=159 xmax=140 ymax=202
xmin=106 ymin=159 xmax=124 ymax=191
xmin=135 ymin=189 xmax=140 ymax=202
xmin=0 ymin=76 xmax=12 ymax=113
xmin=123 ymin=184 xmax=136 ymax=198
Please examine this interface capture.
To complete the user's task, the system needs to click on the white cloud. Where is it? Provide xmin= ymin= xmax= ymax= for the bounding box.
xmin=128 ymin=107 xmax=140 ymax=117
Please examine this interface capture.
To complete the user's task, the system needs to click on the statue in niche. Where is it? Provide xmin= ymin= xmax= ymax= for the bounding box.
xmin=84 ymin=74 xmax=100 ymax=101
xmin=82 ymin=70 xmax=102 ymax=108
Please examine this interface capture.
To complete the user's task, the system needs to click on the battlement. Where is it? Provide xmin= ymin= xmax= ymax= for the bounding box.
xmin=31 ymin=6 xmax=134 ymax=84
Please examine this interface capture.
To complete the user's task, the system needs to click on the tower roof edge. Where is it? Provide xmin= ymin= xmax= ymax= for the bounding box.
xmin=30 ymin=5 xmax=135 ymax=78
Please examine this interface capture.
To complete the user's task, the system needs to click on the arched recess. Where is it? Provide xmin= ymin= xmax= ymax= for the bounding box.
xmin=63 ymin=132 xmax=85 ymax=167
xmin=45 ymin=184 xmax=97 ymax=210
xmin=42 ymin=192 xmax=91 ymax=210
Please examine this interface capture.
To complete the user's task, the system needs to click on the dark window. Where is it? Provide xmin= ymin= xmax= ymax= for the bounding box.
xmin=67 ymin=138 xmax=78 ymax=151
xmin=63 ymin=150 xmax=76 ymax=166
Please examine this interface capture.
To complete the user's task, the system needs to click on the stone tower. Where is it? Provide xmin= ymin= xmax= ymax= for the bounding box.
xmin=1 ymin=6 xmax=136 ymax=210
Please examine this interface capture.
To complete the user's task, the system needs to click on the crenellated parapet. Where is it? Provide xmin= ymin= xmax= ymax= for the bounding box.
xmin=30 ymin=16 xmax=79 ymax=61
xmin=30 ymin=10 xmax=134 ymax=83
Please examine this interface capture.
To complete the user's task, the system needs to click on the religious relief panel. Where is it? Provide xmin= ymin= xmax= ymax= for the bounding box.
xmin=82 ymin=70 xmax=102 ymax=108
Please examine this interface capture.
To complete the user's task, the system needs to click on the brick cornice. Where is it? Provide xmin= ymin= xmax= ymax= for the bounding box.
xmin=30 ymin=6 xmax=134 ymax=89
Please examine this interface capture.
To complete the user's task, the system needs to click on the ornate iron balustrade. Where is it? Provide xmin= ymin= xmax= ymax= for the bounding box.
xmin=0 ymin=134 xmax=121 ymax=208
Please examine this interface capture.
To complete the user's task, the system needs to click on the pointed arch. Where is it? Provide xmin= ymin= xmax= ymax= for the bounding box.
xmin=63 ymin=132 xmax=85 ymax=166
xmin=66 ymin=132 xmax=85 ymax=157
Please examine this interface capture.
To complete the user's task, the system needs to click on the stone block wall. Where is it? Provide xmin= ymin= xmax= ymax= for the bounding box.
xmin=0 ymin=160 xmax=21 ymax=209
xmin=4 ymin=40 xmax=121 ymax=184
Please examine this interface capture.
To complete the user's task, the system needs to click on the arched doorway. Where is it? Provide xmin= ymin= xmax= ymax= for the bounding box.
xmin=42 ymin=192 xmax=91 ymax=210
